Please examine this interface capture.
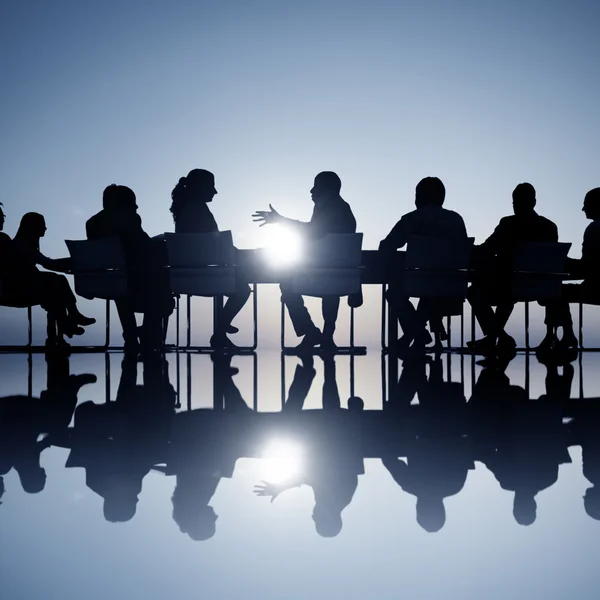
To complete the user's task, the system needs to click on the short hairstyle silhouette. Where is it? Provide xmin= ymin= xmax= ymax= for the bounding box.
xmin=415 ymin=177 xmax=445 ymax=207
xmin=513 ymin=494 xmax=536 ymax=526
xmin=313 ymin=510 xmax=343 ymax=538
xmin=173 ymin=504 xmax=217 ymax=541
xmin=102 ymin=184 xmax=137 ymax=211
xmin=103 ymin=496 xmax=137 ymax=523
xmin=512 ymin=183 xmax=536 ymax=211
xmin=584 ymin=188 xmax=600 ymax=216
xmin=584 ymin=487 xmax=600 ymax=520
xmin=170 ymin=169 xmax=216 ymax=221
xmin=416 ymin=497 xmax=446 ymax=532
xmin=19 ymin=467 xmax=46 ymax=494
xmin=314 ymin=171 xmax=342 ymax=195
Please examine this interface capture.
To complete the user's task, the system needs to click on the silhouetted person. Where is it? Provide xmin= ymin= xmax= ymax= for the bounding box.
xmin=0 ymin=355 xmax=96 ymax=501
xmin=547 ymin=188 xmax=600 ymax=349
xmin=86 ymin=184 xmax=174 ymax=353
xmin=574 ymin=408 xmax=600 ymax=521
xmin=379 ymin=177 xmax=468 ymax=352
xmin=159 ymin=356 xmax=252 ymax=540
xmin=64 ymin=355 xmax=174 ymax=522
xmin=0 ymin=202 xmax=10 ymax=264
xmin=383 ymin=355 xmax=472 ymax=532
xmin=170 ymin=169 xmax=251 ymax=349
xmin=256 ymin=357 xmax=364 ymax=537
xmin=468 ymin=183 xmax=559 ymax=357
xmin=478 ymin=362 xmax=570 ymax=526
xmin=2 ymin=212 xmax=95 ymax=348
xmin=253 ymin=171 xmax=357 ymax=351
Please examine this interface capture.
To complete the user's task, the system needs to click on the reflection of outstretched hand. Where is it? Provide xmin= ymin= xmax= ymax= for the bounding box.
xmin=252 ymin=204 xmax=280 ymax=227
xmin=254 ymin=481 xmax=281 ymax=502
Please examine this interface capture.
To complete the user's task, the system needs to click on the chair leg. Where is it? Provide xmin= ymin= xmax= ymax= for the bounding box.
xmin=280 ymin=298 xmax=286 ymax=350
xmin=447 ymin=315 xmax=451 ymax=349
xmin=252 ymin=283 xmax=258 ymax=350
xmin=104 ymin=300 xmax=110 ymax=348
xmin=27 ymin=306 xmax=33 ymax=346
xmin=176 ymin=296 xmax=180 ymax=347
xmin=460 ymin=306 xmax=464 ymax=349
xmin=470 ymin=308 xmax=476 ymax=347
xmin=381 ymin=284 xmax=387 ymax=350
xmin=525 ymin=302 xmax=530 ymax=350
xmin=186 ymin=295 xmax=191 ymax=348
xmin=579 ymin=302 xmax=584 ymax=350
xmin=350 ymin=306 xmax=355 ymax=348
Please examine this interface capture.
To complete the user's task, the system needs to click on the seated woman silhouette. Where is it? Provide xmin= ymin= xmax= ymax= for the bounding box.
xmin=170 ymin=169 xmax=250 ymax=348
xmin=6 ymin=212 xmax=95 ymax=347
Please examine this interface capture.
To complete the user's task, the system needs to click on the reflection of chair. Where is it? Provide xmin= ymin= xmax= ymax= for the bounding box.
xmin=0 ymin=276 xmax=39 ymax=348
xmin=66 ymin=238 xmax=128 ymax=348
xmin=164 ymin=231 xmax=257 ymax=351
xmin=512 ymin=242 xmax=571 ymax=349
xmin=281 ymin=233 xmax=364 ymax=352
xmin=382 ymin=236 xmax=474 ymax=350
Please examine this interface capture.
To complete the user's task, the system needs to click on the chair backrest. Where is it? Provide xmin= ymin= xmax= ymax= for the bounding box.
xmin=163 ymin=231 xmax=235 ymax=268
xmin=304 ymin=233 xmax=363 ymax=268
xmin=405 ymin=236 xmax=475 ymax=270
xmin=66 ymin=238 xmax=126 ymax=271
xmin=513 ymin=242 xmax=571 ymax=273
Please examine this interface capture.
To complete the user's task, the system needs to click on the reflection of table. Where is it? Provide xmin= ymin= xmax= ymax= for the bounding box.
xmin=236 ymin=249 xmax=397 ymax=285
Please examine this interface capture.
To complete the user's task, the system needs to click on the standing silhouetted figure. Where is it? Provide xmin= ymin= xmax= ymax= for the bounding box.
xmin=5 ymin=212 xmax=95 ymax=348
xmin=546 ymin=187 xmax=600 ymax=349
xmin=468 ymin=183 xmax=559 ymax=357
xmin=86 ymin=184 xmax=173 ymax=353
xmin=253 ymin=171 xmax=356 ymax=351
xmin=170 ymin=169 xmax=251 ymax=349
xmin=379 ymin=177 xmax=468 ymax=352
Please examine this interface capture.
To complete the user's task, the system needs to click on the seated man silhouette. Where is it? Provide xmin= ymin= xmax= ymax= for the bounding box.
xmin=545 ymin=187 xmax=600 ymax=349
xmin=379 ymin=177 xmax=468 ymax=352
xmin=478 ymin=363 xmax=570 ymax=526
xmin=468 ymin=183 xmax=558 ymax=356
xmin=170 ymin=169 xmax=251 ymax=349
xmin=382 ymin=355 xmax=473 ymax=532
xmin=86 ymin=184 xmax=174 ymax=353
xmin=62 ymin=355 xmax=174 ymax=523
xmin=572 ymin=404 xmax=600 ymax=521
xmin=253 ymin=171 xmax=356 ymax=351
xmin=255 ymin=355 xmax=364 ymax=537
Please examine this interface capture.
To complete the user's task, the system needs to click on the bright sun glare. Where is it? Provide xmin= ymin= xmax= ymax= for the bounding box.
xmin=262 ymin=439 xmax=304 ymax=483
xmin=262 ymin=225 xmax=303 ymax=267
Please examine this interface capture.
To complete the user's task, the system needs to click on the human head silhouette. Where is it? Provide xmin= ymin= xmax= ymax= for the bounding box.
xmin=583 ymin=188 xmax=600 ymax=220
xmin=102 ymin=184 xmax=137 ymax=212
xmin=512 ymin=183 xmax=536 ymax=216
xmin=312 ymin=505 xmax=343 ymax=537
xmin=416 ymin=496 xmax=446 ymax=532
xmin=513 ymin=492 xmax=536 ymax=525
xmin=170 ymin=169 xmax=217 ymax=223
xmin=173 ymin=503 xmax=218 ymax=541
xmin=415 ymin=177 xmax=445 ymax=208
xmin=18 ymin=466 xmax=46 ymax=494
xmin=310 ymin=171 xmax=342 ymax=204
xmin=103 ymin=494 xmax=138 ymax=523
xmin=583 ymin=487 xmax=600 ymax=520
xmin=15 ymin=213 xmax=46 ymax=249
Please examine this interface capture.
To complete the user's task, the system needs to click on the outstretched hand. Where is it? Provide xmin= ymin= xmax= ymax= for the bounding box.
xmin=254 ymin=480 xmax=282 ymax=502
xmin=252 ymin=204 xmax=281 ymax=227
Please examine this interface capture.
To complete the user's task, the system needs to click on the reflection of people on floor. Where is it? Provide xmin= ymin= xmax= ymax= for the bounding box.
xmin=256 ymin=358 xmax=364 ymax=537
xmin=157 ymin=355 xmax=252 ymax=540
xmin=477 ymin=362 xmax=571 ymax=525
xmin=62 ymin=355 xmax=174 ymax=522
xmin=0 ymin=355 xmax=96 ymax=502
xmin=383 ymin=356 xmax=473 ymax=532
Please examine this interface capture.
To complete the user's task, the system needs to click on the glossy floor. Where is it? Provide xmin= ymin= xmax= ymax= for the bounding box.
xmin=1 ymin=350 xmax=599 ymax=600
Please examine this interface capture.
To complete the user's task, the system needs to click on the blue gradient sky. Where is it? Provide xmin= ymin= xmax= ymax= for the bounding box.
xmin=1 ymin=0 xmax=599 ymax=346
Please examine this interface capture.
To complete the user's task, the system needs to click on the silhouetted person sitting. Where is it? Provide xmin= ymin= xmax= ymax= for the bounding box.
xmin=253 ymin=171 xmax=357 ymax=351
xmin=573 ymin=406 xmax=600 ymax=521
xmin=468 ymin=183 xmax=559 ymax=357
xmin=170 ymin=169 xmax=251 ymax=349
xmin=379 ymin=177 xmax=468 ymax=352
xmin=546 ymin=188 xmax=600 ymax=350
xmin=383 ymin=355 xmax=472 ymax=532
xmin=87 ymin=184 xmax=174 ymax=353
xmin=4 ymin=212 xmax=95 ymax=348
xmin=479 ymin=363 xmax=570 ymax=526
